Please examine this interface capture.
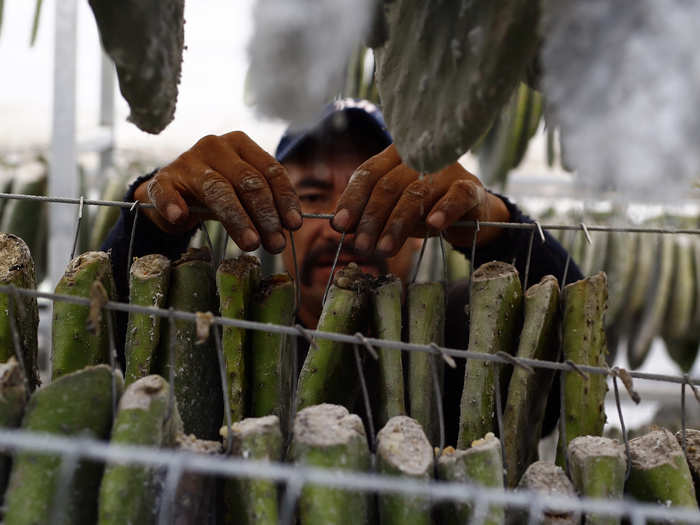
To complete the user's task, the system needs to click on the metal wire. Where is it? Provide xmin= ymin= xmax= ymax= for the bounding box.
xmin=611 ymin=373 xmax=632 ymax=480
xmin=0 ymin=192 xmax=698 ymax=235
xmin=69 ymin=195 xmax=84 ymax=260
xmin=353 ymin=343 xmax=376 ymax=450
xmin=0 ymin=428 xmax=698 ymax=522
xmin=1 ymin=283 xmax=699 ymax=388
xmin=321 ymin=231 xmax=345 ymax=306
xmin=126 ymin=201 xmax=139 ymax=273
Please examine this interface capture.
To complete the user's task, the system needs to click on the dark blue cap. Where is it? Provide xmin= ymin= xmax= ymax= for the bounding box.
xmin=275 ymin=98 xmax=393 ymax=163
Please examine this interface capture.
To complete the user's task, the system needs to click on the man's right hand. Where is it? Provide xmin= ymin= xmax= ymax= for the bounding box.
xmin=134 ymin=131 xmax=303 ymax=253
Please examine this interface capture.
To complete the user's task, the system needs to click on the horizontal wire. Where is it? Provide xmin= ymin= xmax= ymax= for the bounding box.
xmin=4 ymin=283 xmax=700 ymax=388
xmin=0 ymin=192 xmax=698 ymax=235
xmin=0 ymin=428 xmax=697 ymax=522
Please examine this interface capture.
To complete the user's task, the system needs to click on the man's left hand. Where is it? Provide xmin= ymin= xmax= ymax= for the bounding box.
xmin=330 ymin=145 xmax=510 ymax=256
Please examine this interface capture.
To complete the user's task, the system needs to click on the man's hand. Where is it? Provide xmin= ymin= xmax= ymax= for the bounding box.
xmin=331 ymin=145 xmax=510 ymax=256
xmin=134 ymin=131 xmax=302 ymax=253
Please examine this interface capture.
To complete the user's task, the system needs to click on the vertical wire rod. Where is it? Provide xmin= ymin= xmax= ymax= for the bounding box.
xmin=6 ymin=288 xmax=31 ymax=397
xmin=105 ymin=310 xmax=119 ymax=420
xmin=410 ymin=232 xmax=430 ymax=284
xmin=527 ymin=500 xmax=543 ymax=525
xmin=353 ymin=344 xmax=376 ymax=451
xmin=494 ymin=365 xmax=507 ymax=486
xmin=429 ymin=352 xmax=446 ymax=454
xmin=213 ymin=324 xmax=234 ymax=454
xmin=48 ymin=451 xmax=79 ymax=525
xmin=289 ymin=231 xmax=301 ymax=315
xmin=466 ymin=221 xmax=480 ymax=318
xmin=523 ymin=228 xmax=536 ymax=291
xmin=682 ymin=380 xmax=688 ymax=456
xmin=561 ymin=252 xmax=572 ymax=287
xmin=69 ymin=195 xmax=84 ymax=259
xmin=321 ymin=232 xmax=345 ymax=307
xmin=558 ymin=353 xmax=569 ymax=475
xmin=126 ymin=201 xmax=140 ymax=273
xmin=158 ymin=458 xmax=185 ymax=525
xmin=279 ymin=477 xmax=304 ymax=525
xmin=612 ymin=374 xmax=631 ymax=480
xmin=166 ymin=308 xmax=177 ymax=422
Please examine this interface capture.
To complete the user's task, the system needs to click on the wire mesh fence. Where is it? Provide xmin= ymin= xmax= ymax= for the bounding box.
xmin=0 ymin=190 xmax=699 ymax=523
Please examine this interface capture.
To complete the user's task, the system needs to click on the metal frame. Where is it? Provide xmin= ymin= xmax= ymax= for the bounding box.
xmin=1 ymin=190 xmax=699 ymax=523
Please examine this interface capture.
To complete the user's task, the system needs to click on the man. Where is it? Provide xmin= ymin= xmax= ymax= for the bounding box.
xmin=104 ymin=99 xmax=581 ymax=443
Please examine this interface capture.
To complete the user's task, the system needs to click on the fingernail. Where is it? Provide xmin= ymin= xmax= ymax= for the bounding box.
xmin=165 ymin=204 xmax=182 ymax=223
xmin=333 ymin=209 xmax=350 ymax=231
xmin=427 ymin=211 xmax=446 ymax=229
xmin=285 ymin=209 xmax=302 ymax=229
xmin=377 ymin=235 xmax=393 ymax=254
xmin=354 ymin=233 xmax=371 ymax=253
xmin=269 ymin=232 xmax=286 ymax=252
xmin=241 ymin=229 xmax=260 ymax=251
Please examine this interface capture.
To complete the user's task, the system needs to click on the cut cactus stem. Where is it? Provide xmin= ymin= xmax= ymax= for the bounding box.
xmin=407 ymin=281 xmax=445 ymax=445
xmin=159 ymin=248 xmax=222 ymax=440
xmin=676 ymin=428 xmax=700 ymax=502
xmin=3 ymin=365 xmax=123 ymax=525
xmin=370 ymin=275 xmax=406 ymax=428
xmin=248 ymin=274 xmax=295 ymax=431
xmin=458 ymin=261 xmax=522 ymax=449
xmin=556 ymin=272 xmax=609 ymax=467
xmin=296 ymin=264 xmax=369 ymax=411
xmin=216 ymin=255 xmax=261 ymax=424
xmin=51 ymin=251 xmax=116 ymax=380
xmin=567 ymin=436 xmax=626 ymax=525
xmin=512 ymin=461 xmax=579 ymax=525
xmin=124 ymin=254 xmax=171 ymax=385
xmin=437 ymin=432 xmax=505 ymax=525
xmin=376 ymin=416 xmax=433 ymax=525
xmin=626 ymin=428 xmax=698 ymax=513
xmin=221 ymin=415 xmax=282 ymax=525
xmin=98 ymin=375 xmax=182 ymax=525
xmin=291 ymin=404 xmax=371 ymax=525
xmin=171 ymin=432 xmax=222 ymax=524
xmin=0 ymin=233 xmax=39 ymax=390
xmin=0 ymin=358 xmax=28 ymax=502
xmin=502 ymin=275 xmax=559 ymax=487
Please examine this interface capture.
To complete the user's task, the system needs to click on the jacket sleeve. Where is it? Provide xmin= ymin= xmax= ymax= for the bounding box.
xmin=453 ymin=192 xmax=584 ymax=287
xmin=100 ymin=170 xmax=197 ymax=303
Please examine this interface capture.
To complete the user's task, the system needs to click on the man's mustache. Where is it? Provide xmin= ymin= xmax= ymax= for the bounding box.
xmin=299 ymin=242 xmax=388 ymax=286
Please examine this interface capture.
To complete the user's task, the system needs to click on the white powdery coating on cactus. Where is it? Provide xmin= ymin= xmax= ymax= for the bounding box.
xmin=377 ymin=416 xmax=433 ymax=476
xmin=247 ymin=0 xmax=373 ymax=126
xmin=542 ymin=0 xmax=700 ymax=198
xmin=294 ymin=404 xmax=366 ymax=447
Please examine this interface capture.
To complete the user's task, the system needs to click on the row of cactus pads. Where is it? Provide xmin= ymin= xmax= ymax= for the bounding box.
xmin=0 ymin=230 xmax=698 ymax=523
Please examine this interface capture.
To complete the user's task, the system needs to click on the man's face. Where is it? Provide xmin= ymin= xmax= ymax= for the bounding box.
xmin=281 ymin=145 xmax=420 ymax=327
